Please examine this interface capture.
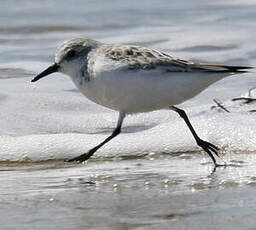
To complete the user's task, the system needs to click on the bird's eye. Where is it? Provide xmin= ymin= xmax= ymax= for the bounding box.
xmin=67 ymin=50 xmax=76 ymax=59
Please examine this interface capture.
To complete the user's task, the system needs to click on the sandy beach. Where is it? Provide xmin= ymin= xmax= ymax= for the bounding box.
xmin=1 ymin=0 xmax=256 ymax=229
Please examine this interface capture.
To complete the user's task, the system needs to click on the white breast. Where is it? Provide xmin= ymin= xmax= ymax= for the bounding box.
xmin=70 ymin=53 xmax=227 ymax=114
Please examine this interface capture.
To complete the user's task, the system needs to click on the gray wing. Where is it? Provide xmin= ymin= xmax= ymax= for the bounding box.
xmin=102 ymin=44 xmax=251 ymax=73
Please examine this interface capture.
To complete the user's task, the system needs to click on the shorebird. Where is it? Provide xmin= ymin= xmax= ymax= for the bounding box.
xmin=32 ymin=38 xmax=252 ymax=166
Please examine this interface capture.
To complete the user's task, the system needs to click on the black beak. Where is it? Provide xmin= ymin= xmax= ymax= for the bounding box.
xmin=31 ymin=63 xmax=59 ymax=82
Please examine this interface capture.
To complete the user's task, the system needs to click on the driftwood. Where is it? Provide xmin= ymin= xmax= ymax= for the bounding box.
xmin=212 ymin=87 xmax=256 ymax=113
xmin=212 ymin=99 xmax=230 ymax=113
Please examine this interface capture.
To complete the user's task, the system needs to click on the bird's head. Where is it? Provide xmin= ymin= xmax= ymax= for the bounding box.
xmin=31 ymin=38 xmax=101 ymax=82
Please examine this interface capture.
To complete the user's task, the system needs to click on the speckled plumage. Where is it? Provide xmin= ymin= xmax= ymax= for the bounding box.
xmin=89 ymin=43 xmax=242 ymax=73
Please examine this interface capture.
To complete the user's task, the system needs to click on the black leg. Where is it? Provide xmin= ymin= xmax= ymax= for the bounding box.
xmin=170 ymin=106 xmax=219 ymax=166
xmin=66 ymin=112 xmax=126 ymax=163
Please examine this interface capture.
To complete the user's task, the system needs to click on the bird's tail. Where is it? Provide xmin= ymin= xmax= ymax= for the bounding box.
xmin=193 ymin=64 xmax=253 ymax=73
xmin=212 ymin=65 xmax=253 ymax=73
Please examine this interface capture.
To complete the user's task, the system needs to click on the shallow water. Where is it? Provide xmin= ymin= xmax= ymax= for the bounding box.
xmin=1 ymin=0 xmax=256 ymax=229
xmin=1 ymin=154 xmax=256 ymax=230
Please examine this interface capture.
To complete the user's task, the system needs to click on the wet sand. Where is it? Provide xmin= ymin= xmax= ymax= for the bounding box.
xmin=1 ymin=153 xmax=256 ymax=230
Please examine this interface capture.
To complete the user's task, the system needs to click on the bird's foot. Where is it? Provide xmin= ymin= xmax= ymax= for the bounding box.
xmin=196 ymin=139 xmax=223 ymax=166
xmin=197 ymin=139 xmax=219 ymax=156
xmin=65 ymin=152 xmax=93 ymax=163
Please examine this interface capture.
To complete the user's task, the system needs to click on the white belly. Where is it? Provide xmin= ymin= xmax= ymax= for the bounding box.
xmin=72 ymin=70 xmax=225 ymax=114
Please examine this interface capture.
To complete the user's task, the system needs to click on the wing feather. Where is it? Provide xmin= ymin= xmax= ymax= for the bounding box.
xmin=96 ymin=44 xmax=252 ymax=74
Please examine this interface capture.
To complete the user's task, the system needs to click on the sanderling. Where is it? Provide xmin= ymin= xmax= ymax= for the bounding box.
xmin=32 ymin=38 xmax=252 ymax=167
